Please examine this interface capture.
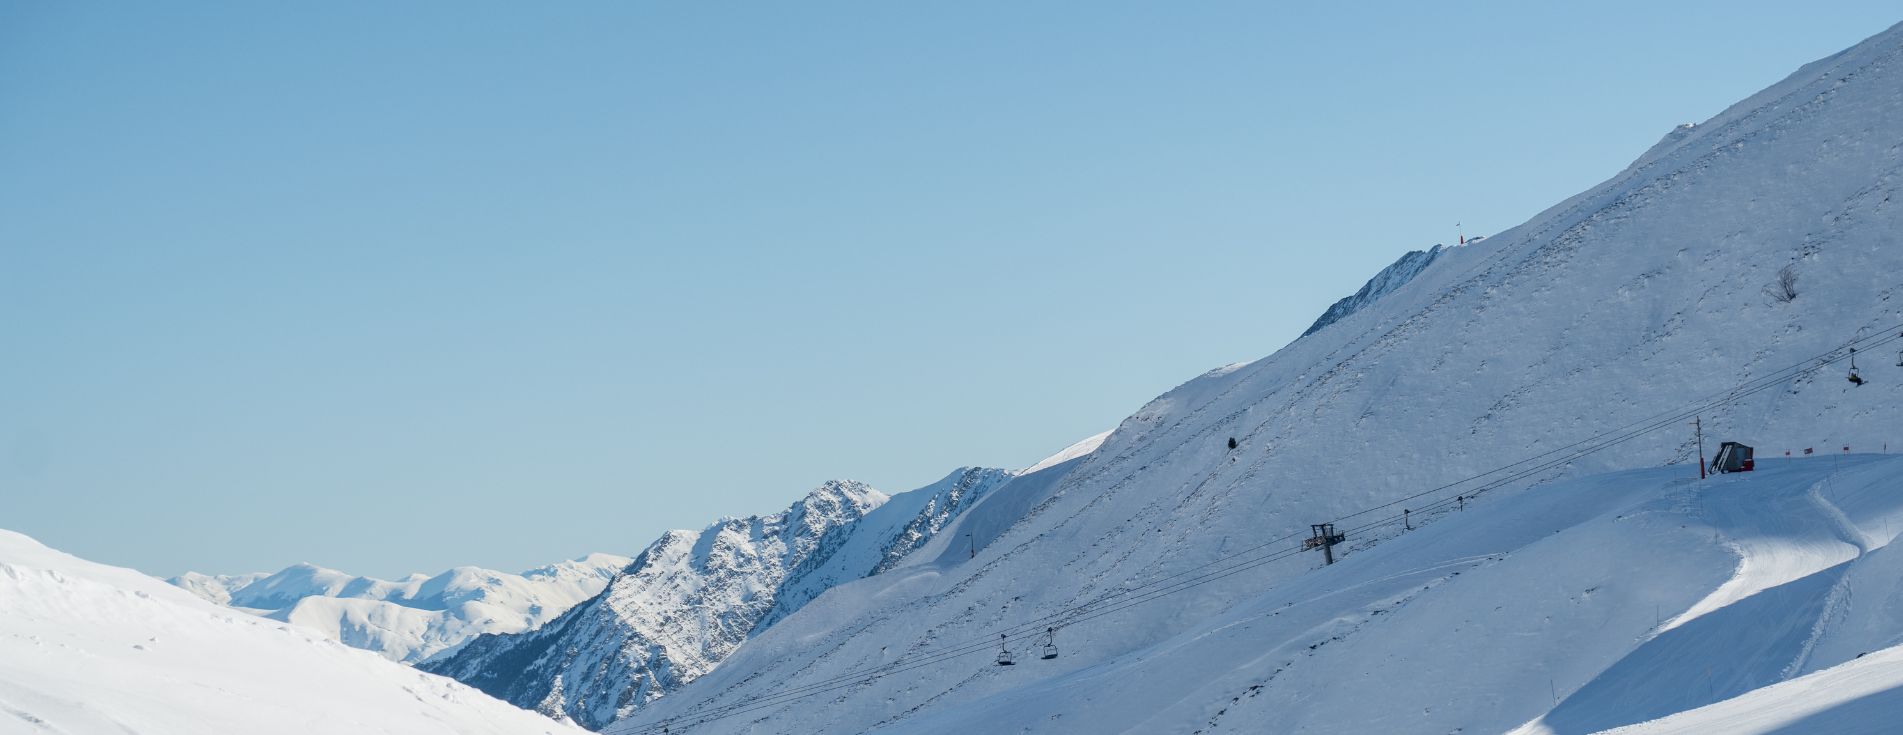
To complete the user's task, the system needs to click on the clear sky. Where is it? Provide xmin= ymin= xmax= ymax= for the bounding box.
xmin=3 ymin=3 xmax=1897 ymax=579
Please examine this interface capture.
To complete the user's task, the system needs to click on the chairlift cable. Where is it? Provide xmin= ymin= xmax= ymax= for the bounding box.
xmin=605 ymin=322 xmax=1903 ymax=734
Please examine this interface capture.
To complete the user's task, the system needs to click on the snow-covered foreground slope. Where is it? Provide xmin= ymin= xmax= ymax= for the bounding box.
xmin=1603 ymin=644 xmax=1903 ymax=734
xmin=423 ymin=470 xmax=1018 ymax=729
xmin=611 ymin=20 xmax=1903 ymax=735
xmin=0 ymin=529 xmax=585 ymax=735
xmin=168 ymin=553 xmax=630 ymax=663
xmin=629 ymin=456 xmax=1903 ymax=735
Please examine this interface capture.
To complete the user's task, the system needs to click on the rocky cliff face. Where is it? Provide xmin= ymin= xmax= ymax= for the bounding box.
xmin=1301 ymin=242 xmax=1449 ymax=337
xmin=423 ymin=469 xmax=1014 ymax=729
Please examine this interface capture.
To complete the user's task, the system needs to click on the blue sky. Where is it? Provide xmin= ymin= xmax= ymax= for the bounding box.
xmin=3 ymin=3 xmax=1897 ymax=578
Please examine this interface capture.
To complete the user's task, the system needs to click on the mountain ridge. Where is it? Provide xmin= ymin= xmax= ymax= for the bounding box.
xmin=170 ymin=552 xmax=631 ymax=663
xmin=423 ymin=468 xmax=1028 ymax=729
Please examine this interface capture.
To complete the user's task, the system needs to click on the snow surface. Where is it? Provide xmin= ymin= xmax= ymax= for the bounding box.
xmin=609 ymin=20 xmax=1903 ymax=735
xmin=169 ymin=553 xmax=630 ymax=663
xmin=1601 ymin=644 xmax=1903 ymax=734
xmin=1020 ymin=430 xmax=1111 ymax=475
xmin=0 ymin=529 xmax=585 ymax=735
xmin=625 ymin=456 xmax=1903 ymax=735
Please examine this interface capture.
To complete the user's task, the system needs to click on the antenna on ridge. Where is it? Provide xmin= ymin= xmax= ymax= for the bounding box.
xmin=1457 ymin=222 xmax=1465 ymax=245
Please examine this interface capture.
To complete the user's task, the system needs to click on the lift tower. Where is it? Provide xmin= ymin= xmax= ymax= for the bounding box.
xmin=1305 ymin=523 xmax=1346 ymax=565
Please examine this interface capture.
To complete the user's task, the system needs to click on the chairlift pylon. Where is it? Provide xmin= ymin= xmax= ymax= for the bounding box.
xmin=996 ymin=634 xmax=1015 ymax=666
xmin=1040 ymin=627 xmax=1059 ymax=660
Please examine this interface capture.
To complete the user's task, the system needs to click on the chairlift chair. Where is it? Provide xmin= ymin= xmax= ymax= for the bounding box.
xmin=1849 ymin=348 xmax=1865 ymax=386
xmin=1040 ymin=628 xmax=1059 ymax=660
xmin=996 ymin=634 xmax=1015 ymax=666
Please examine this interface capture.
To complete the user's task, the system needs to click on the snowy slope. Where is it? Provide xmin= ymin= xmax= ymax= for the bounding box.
xmin=612 ymin=20 xmax=1903 ymax=735
xmin=1602 ymin=644 xmax=1903 ymax=734
xmin=627 ymin=455 xmax=1903 ymax=735
xmin=0 ymin=529 xmax=586 ymax=735
xmin=170 ymin=553 xmax=630 ymax=663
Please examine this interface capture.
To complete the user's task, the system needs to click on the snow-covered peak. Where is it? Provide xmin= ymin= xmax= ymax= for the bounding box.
xmin=783 ymin=479 xmax=890 ymax=547
xmin=522 ymin=552 xmax=634 ymax=582
xmin=173 ymin=552 xmax=631 ymax=663
xmin=423 ymin=468 xmax=1017 ymax=729
xmin=221 ymin=561 xmax=367 ymax=610
xmin=167 ymin=569 xmax=269 ymax=606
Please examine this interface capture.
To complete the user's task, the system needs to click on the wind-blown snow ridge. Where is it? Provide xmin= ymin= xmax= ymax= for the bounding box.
xmin=1021 ymin=430 xmax=1110 ymax=474
xmin=611 ymin=19 xmax=1903 ymax=735
xmin=0 ymin=529 xmax=587 ymax=735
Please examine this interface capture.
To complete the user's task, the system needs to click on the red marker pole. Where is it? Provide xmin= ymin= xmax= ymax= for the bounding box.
xmin=1694 ymin=416 xmax=1706 ymax=479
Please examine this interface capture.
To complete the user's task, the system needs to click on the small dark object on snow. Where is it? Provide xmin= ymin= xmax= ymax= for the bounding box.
xmin=1227 ymin=437 xmax=1238 ymax=450
xmin=1712 ymin=442 xmax=1755 ymax=473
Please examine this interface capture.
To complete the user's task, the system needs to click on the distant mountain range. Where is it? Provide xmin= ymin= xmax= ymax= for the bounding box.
xmin=171 ymin=553 xmax=630 ymax=663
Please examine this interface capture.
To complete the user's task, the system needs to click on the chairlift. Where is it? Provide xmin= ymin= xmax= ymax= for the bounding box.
xmin=1040 ymin=627 xmax=1059 ymax=660
xmin=996 ymin=634 xmax=1015 ymax=666
xmin=1849 ymin=348 xmax=1865 ymax=386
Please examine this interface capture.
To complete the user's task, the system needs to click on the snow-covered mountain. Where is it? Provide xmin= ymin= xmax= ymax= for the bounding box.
xmin=168 ymin=570 xmax=269 ymax=606
xmin=0 ymin=529 xmax=587 ymax=735
xmin=423 ymin=468 xmax=1021 ymax=729
xmin=170 ymin=553 xmax=630 ymax=663
xmin=609 ymin=20 xmax=1903 ymax=735
xmin=638 ymin=456 xmax=1903 ymax=735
